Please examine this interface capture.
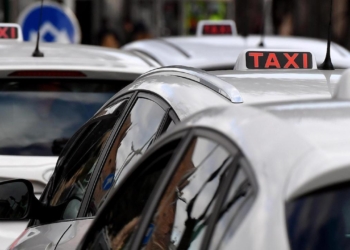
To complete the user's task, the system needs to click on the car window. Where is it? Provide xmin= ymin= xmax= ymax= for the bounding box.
xmin=46 ymin=100 xmax=127 ymax=221
xmin=0 ymin=80 xmax=128 ymax=156
xmin=286 ymin=182 xmax=350 ymax=250
xmin=86 ymin=98 xmax=166 ymax=216
xmin=140 ymin=137 xmax=232 ymax=250
xmin=166 ymin=120 xmax=176 ymax=132
xmin=80 ymin=139 xmax=182 ymax=250
xmin=209 ymin=162 xmax=252 ymax=250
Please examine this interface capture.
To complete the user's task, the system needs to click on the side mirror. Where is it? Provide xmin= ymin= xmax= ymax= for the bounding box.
xmin=0 ymin=179 xmax=38 ymax=221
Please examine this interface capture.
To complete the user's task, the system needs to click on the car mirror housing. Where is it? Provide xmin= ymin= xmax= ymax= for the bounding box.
xmin=0 ymin=179 xmax=39 ymax=221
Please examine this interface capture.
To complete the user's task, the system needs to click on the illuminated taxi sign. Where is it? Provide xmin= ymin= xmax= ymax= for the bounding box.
xmin=196 ymin=20 xmax=237 ymax=36
xmin=0 ymin=23 xmax=23 ymax=41
xmin=202 ymin=24 xmax=232 ymax=35
xmin=235 ymin=49 xmax=317 ymax=70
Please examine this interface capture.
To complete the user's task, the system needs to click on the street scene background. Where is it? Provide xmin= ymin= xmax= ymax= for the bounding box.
xmin=1 ymin=0 xmax=350 ymax=49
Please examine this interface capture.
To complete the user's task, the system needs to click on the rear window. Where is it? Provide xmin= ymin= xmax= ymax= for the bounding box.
xmin=0 ymin=79 xmax=129 ymax=156
xmin=286 ymin=182 xmax=350 ymax=250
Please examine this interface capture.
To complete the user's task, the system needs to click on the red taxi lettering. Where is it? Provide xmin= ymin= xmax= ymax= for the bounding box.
xmin=303 ymin=53 xmax=308 ymax=68
xmin=220 ymin=25 xmax=226 ymax=33
xmin=284 ymin=53 xmax=299 ymax=68
xmin=0 ymin=27 xmax=8 ymax=38
xmin=203 ymin=25 xmax=232 ymax=35
xmin=265 ymin=53 xmax=281 ymax=68
xmin=245 ymin=51 xmax=312 ymax=69
xmin=11 ymin=27 xmax=15 ymax=38
xmin=249 ymin=52 xmax=264 ymax=68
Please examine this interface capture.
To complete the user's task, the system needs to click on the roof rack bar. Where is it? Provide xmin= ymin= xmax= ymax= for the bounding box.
xmin=137 ymin=66 xmax=243 ymax=103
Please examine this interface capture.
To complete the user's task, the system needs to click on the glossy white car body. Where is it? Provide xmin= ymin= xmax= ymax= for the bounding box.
xmin=164 ymin=94 xmax=350 ymax=250
xmin=78 ymin=68 xmax=350 ymax=250
xmin=0 ymin=41 xmax=154 ymax=249
xmin=7 ymin=63 xmax=346 ymax=249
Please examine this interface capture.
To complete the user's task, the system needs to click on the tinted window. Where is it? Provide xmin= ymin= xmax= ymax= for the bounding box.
xmin=287 ymin=182 xmax=350 ymax=250
xmin=142 ymin=137 xmax=231 ymax=250
xmin=0 ymin=80 xmax=128 ymax=156
xmin=209 ymin=163 xmax=252 ymax=249
xmin=47 ymin=101 xmax=127 ymax=220
xmin=55 ymin=101 xmax=127 ymax=170
xmin=87 ymin=98 xmax=166 ymax=216
xmin=82 ymin=139 xmax=181 ymax=250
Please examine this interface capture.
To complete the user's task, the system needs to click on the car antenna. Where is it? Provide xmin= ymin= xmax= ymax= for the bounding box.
xmin=258 ymin=2 xmax=266 ymax=47
xmin=320 ymin=0 xmax=334 ymax=70
xmin=32 ymin=0 xmax=44 ymax=57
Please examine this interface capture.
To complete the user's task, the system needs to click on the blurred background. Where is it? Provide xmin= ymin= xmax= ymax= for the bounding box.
xmin=1 ymin=0 xmax=350 ymax=49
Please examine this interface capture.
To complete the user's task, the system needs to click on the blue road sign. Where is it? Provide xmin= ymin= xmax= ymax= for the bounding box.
xmin=102 ymin=173 xmax=115 ymax=191
xmin=18 ymin=2 xmax=81 ymax=44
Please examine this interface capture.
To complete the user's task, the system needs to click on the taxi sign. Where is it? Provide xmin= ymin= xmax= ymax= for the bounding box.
xmin=196 ymin=20 xmax=237 ymax=36
xmin=235 ymin=49 xmax=318 ymax=70
xmin=0 ymin=23 xmax=23 ymax=41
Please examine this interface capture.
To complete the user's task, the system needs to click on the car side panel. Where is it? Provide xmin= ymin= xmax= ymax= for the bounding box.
xmin=1 ymin=222 xmax=27 ymax=250
xmin=8 ymin=222 xmax=71 ymax=250
xmin=55 ymin=219 xmax=93 ymax=250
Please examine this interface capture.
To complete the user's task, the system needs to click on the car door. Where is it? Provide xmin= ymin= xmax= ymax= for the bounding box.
xmin=77 ymin=128 xmax=244 ymax=250
xmin=82 ymin=92 xmax=178 ymax=217
xmin=55 ymin=92 xmax=177 ymax=249
xmin=76 ymin=130 xmax=187 ymax=250
xmin=9 ymin=97 xmax=130 ymax=250
xmin=31 ymin=91 xmax=176 ymax=249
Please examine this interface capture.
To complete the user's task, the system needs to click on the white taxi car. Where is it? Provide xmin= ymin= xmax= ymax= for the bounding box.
xmin=0 ymin=49 xmax=347 ymax=250
xmin=123 ymin=20 xmax=350 ymax=70
xmin=78 ymin=69 xmax=350 ymax=250
xmin=0 ymin=23 xmax=155 ymax=248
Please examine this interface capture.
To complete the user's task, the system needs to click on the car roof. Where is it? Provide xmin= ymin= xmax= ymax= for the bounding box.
xmin=122 ymin=35 xmax=350 ymax=69
xmin=0 ymin=41 xmax=154 ymax=79
xmin=212 ymin=69 xmax=344 ymax=104
xmin=108 ymin=66 xmax=345 ymax=118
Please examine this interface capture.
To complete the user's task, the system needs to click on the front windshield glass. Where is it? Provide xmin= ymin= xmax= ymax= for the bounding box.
xmin=0 ymin=80 xmax=128 ymax=156
xmin=286 ymin=182 xmax=350 ymax=250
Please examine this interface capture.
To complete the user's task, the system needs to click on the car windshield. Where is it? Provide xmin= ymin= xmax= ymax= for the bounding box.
xmin=0 ymin=80 xmax=128 ymax=156
xmin=286 ymin=182 xmax=350 ymax=250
